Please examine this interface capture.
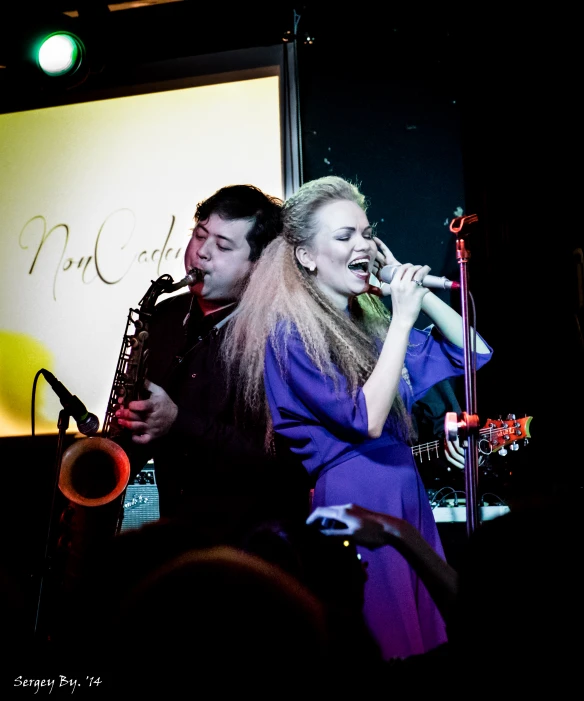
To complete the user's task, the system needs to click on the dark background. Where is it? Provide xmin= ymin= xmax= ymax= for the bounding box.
xmin=0 ymin=3 xmax=582 ymax=596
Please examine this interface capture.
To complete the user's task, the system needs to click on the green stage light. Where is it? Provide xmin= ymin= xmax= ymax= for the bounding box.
xmin=36 ymin=32 xmax=85 ymax=77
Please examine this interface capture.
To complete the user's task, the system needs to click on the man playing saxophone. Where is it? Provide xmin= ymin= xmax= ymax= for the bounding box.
xmin=114 ymin=184 xmax=310 ymax=545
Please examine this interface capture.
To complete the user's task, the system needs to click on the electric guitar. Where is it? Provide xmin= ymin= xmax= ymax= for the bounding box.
xmin=412 ymin=414 xmax=533 ymax=463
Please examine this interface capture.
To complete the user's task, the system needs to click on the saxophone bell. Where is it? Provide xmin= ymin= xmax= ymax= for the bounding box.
xmin=59 ymin=437 xmax=130 ymax=508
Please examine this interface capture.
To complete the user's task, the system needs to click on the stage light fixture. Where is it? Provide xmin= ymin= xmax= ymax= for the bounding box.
xmin=36 ymin=31 xmax=86 ymax=77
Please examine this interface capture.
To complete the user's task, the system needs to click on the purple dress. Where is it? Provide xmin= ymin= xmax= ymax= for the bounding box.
xmin=264 ymin=323 xmax=493 ymax=660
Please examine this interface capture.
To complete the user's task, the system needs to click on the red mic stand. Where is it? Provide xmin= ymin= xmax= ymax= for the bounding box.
xmin=444 ymin=214 xmax=481 ymax=537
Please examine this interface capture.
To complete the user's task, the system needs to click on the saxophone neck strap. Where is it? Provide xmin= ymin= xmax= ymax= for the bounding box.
xmin=212 ymin=305 xmax=238 ymax=331
xmin=176 ymin=303 xmax=238 ymax=366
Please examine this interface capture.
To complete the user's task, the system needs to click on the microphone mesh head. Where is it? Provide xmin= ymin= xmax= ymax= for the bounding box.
xmin=79 ymin=414 xmax=100 ymax=436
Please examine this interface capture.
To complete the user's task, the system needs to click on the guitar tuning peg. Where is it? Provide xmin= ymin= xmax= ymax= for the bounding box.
xmin=510 ymin=443 xmax=519 ymax=451
xmin=498 ymin=447 xmax=508 ymax=457
xmin=506 ymin=413 xmax=516 ymax=420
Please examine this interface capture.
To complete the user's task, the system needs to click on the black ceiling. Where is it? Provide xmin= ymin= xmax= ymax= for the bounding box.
xmin=0 ymin=2 xmax=578 ymax=111
xmin=1 ymin=2 xmax=518 ymax=74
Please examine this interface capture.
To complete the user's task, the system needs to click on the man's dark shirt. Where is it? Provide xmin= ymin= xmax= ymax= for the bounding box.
xmin=411 ymin=379 xmax=462 ymax=492
xmin=125 ymin=291 xmax=310 ymax=547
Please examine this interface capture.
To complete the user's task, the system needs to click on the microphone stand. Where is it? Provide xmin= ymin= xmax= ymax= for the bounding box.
xmin=445 ymin=214 xmax=481 ymax=538
xmin=33 ymin=408 xmax=70 ymax=643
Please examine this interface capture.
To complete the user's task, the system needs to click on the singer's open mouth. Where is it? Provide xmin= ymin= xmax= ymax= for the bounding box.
xmin=348 ymin=258 xmax=370 ymax=279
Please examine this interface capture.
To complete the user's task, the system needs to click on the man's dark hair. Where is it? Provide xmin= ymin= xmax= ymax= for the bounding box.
xmin=194 ymin=184 xmax=283 ymax=262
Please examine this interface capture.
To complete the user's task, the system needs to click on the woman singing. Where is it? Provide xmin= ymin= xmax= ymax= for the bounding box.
xmin=222 ymin=175 xmax=492 ymax=660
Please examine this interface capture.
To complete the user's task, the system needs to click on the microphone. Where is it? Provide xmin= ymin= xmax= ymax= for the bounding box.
xmin=379 ymin=265 xmax=460 ymax=290
xmin=41 ymin=369 xmax=100 ymax=436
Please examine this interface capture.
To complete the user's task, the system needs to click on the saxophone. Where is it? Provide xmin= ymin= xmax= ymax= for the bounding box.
xmin=52 ymin=268 xmax=201 ymax=602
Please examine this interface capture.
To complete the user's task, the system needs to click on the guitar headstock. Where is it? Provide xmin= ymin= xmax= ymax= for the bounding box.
xmin=479 ymin=414 xmax=532 ymax=455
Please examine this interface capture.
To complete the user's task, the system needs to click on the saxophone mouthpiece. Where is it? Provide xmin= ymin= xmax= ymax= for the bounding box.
xmin=186 ymin=267 xmax=204 ymax=285
xmin=165 ymin=268 xmax=202 ymax=293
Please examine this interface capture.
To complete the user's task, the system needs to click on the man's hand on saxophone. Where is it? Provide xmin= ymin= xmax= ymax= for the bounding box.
xmin=116 ymin=379 xmax=178 ymax=444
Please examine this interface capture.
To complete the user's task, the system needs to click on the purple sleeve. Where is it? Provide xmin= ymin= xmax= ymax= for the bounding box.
xmin=405 ymin=326 xmax=493 ymax=402
xmin=265 ymin=330 xmax=370 ymax=442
